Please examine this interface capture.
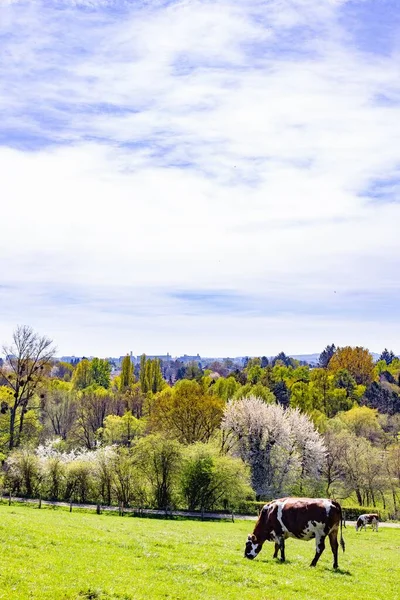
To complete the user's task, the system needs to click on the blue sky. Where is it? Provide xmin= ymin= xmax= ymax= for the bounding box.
xmin=1 ymin=0 xmax=400 ymax=358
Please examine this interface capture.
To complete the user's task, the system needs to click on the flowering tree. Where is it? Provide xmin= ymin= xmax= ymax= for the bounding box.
xmin=221 ymin=396 xmax=326 ymax=499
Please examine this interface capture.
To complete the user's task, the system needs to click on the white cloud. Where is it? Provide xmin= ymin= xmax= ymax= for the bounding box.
xmin=1 ymin=0 xmax=400 ymax=355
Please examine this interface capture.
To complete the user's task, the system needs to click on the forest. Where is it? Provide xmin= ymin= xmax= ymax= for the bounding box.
xmin=1 ymin=326 xmax=399 ymax=517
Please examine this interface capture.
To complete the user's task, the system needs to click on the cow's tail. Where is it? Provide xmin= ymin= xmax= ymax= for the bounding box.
xmin=332 ymin=500 xmax=345 ymax=552
xmin=339 ymin=504 xmax=345 ymax=553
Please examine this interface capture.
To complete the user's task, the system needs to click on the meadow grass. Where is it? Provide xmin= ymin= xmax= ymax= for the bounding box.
xmin=0 ymin=503 xmax=399 ymax=600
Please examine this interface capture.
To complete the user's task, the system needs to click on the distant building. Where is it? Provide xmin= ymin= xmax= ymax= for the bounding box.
xmin=178 ymin=354 xmax=201 ymax=364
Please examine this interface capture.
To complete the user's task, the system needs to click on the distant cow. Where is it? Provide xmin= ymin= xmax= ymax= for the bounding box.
xmin=356 ymin=513 xmax=379 ymax=532
xmin=244 ymin=497 xmax=345 ymax=569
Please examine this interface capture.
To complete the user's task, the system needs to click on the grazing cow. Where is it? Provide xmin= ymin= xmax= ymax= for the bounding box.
xmin=244 ymin=497 xmax=345 ymax=569
xmin=356 ymin=513 xmax=379 ymax=532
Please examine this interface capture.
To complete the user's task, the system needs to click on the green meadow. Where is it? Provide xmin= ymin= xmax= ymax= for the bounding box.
xmin=0 ymin=504 xmax=399 ymax=600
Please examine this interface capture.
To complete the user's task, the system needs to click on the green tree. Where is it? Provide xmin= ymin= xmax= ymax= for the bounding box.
xmin=139 ymin=355 xmax=164 ymax=394
xmin=180 ymin=443 xmax=252 ymax=511
xmin=151 ymin=380 xmax=224 ymax=444
xmin=120 ymin=355 xmax=134 ymax=391
xmin=1 ymin=325 xmax=55 ymax=450
xmin=318 ymin=344 xmax=336 ymax=368
xmin=90 ymin=358 xmax=111 ymax=389
xmin=184 ymin=361 xmax=203 ymax=381
xmin=338 ymin=406 xmax=384 ymax=444
xmin=112 ymin=447 xmax=144 ymax=507
xmin=333 ymin=369 xmax=357 ymax=398
xmin=134 ymin=435 xmax=182 ymax=509
xmin=210 ymin=376 xmax=240 ymax=402
xmin=71 ymin=359 xmax=93 ymax=390
xmin=101 ymin=412 xmax=144 ymax=446
xmin=234 ymin=382 xmax=276 ymax=404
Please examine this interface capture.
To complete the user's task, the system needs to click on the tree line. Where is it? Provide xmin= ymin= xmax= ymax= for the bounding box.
xmin=1 ymin=326 xmax=399 ymax=515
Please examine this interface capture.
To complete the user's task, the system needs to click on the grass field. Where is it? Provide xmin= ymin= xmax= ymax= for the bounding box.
xmin=0 ymin=504 xmax=399 ymax=600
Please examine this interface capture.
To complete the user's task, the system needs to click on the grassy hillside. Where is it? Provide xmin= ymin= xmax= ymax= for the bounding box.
xmin=0 ymin=504 xmax=399 ymax=600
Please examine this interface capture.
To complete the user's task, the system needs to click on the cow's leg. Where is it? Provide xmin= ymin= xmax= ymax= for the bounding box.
xmin=328 ymin=530 xmax=339 ymax=569
xmin=310 ymin=534 xmax=325 ymax=567
xmin=273 ymin=542 xmax=279 ymax=559
xmin=278 ymin=536 xmax=285 ymax=562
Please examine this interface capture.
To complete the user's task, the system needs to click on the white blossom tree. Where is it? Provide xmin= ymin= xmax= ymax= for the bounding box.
xmin=221 ymin=396 xmax=326 ymax=499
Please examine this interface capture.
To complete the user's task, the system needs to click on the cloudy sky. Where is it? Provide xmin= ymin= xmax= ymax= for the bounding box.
xmin=1 ymin=0 xmax=400 ymax=359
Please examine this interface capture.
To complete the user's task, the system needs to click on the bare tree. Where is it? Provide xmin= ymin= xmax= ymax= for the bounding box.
xmin=1 ymin=325 xmax=55 ymax=449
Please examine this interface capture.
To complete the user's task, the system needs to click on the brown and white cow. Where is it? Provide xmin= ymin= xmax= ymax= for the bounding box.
xmin=244 ymin=497 xmax=345 ymax=569
xmin=356 ymin=513 xmax=379 ymax=532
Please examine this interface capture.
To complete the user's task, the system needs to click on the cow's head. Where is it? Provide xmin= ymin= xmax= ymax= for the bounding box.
xmin=244 ymin=534 xmax=262 ymax=559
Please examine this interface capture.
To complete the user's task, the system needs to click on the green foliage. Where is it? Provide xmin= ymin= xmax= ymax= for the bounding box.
xmin=184 ymin=361 xmax=204 ymax=381
xmin=180 ymin=443 xmax=252 ymax=511
xmin=72 ymin=358 xmax=111 ymax=391
xmin=120 ymin=355 xmax=134 ymax=391
xmin=234 ymin=382 xmax=276 ymax=403
xmin=210 ymin=376 xmax=239 ymax=402
xmin=139 ymin=355 xmax=165 ymax=394
xmin=72 ymin=360 xmax=94 ymax=390
xmin=150 ymin=380 xmax=225 ymax=444
xmin=134 ymin=435 xmax=183 ymax=509
xmin=65 ymin=459 xmax=95 ymax=503
xmin=101 ymin=412 xmax=144 ymax=446
xmin=90 ymin=358 xmax=112 ymax=389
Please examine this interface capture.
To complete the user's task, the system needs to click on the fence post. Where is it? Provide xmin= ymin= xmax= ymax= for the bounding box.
xmin=96 ymin=504 xmax=101 ymax=515
xmin=231 ymin=511 xmax=234 ymax=523
xmin=9 ymin=491 xmax=11 ymax=506
xmin=69 ymin=499 xmax=73 ymax=513
xmin=39 ymin=495 xmax=42 ymax=509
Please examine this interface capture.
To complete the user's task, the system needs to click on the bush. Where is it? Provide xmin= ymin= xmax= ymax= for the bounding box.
xmin=236 ymin=500 xmax=269 ymax=515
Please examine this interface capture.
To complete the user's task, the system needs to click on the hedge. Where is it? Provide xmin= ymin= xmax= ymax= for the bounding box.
xmin=236 ymin=500 xmax=388 ymax=521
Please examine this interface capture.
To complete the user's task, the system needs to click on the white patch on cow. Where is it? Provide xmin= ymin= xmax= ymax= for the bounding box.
xmin=323 ymin=499 xmax=332 ymax=517
xmin=247 ymin=542 xmax=260 ymax=558
xmin=276 ymin=499 xmax=289 ymax=534
xmin=301 ymin=520 xmax=325 ymax=541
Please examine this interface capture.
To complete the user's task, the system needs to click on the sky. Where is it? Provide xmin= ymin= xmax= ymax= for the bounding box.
xmin=1 ymin=0 xmax=400 ymax=359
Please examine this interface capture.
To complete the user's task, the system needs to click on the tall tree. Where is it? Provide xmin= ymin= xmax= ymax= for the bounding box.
xmin=318 ymin=344 xmax=336 ymax=368
xmin=90 ymin=358 xmax=111 ymax=389
xmin=379 ymin=349 xmax=396 ymax=365
xmin=71 ymin=359 xmax=93 ymax=390
xmin=139 ymin=355 xmax=164 ymax=394
xmin=134 ymin=434 xmax=182 ymax=509
xmin=120 ymin=354 xmax=134 ymax=391
xmin=1 ymin=325 xmax=55 ymax=450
